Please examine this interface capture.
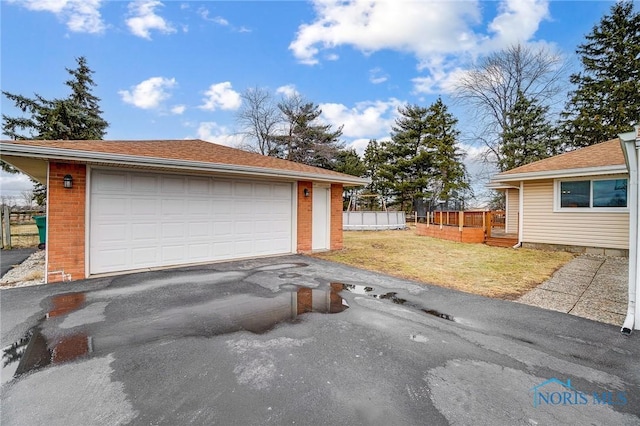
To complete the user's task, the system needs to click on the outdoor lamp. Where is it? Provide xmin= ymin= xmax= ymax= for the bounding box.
xmin=63 ymin=174 xmax=73 ymax=189
xmin=303 ymin=188 xmax=310 ymax=197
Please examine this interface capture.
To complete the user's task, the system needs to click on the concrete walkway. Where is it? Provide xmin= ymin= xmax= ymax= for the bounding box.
xmin=517 ymin=254 xmax=628 ymax=326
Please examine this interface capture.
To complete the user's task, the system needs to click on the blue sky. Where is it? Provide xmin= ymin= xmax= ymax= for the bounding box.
xmin=0 ymin=0 xmax=618 ymax=200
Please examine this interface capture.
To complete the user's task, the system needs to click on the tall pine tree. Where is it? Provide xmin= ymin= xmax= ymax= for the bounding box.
xmin=3 ymin=56 xmax=108 ymax=141
xmin=277 ymin=96 xmax=343 ymax=168
xmin=499 ymin=91 xmax=560 ymax=171
xmin=379 ymin=100 xmax=468 ymax=211
xmin=2 ymin=57 xmax=108 ymax=204
xmin=561 ymin=1 xmax=640 ymax=147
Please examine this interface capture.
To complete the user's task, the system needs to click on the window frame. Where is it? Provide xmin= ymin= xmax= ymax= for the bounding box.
xmin=553 ymin=176 xmax=629 ymax=213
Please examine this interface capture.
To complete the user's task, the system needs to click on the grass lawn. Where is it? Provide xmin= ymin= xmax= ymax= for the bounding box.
xmin=312 ymin=229 xmax=576 ymax=300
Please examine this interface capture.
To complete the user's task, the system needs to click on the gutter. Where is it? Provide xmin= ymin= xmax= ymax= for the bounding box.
xmin=620 ymin=126 xmax=640 ymax=334
xmin=0 ymin=143 xmax=370 ymax=187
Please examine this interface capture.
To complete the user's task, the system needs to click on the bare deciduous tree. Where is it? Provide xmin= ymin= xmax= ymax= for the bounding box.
xmin=453 ymin=43 xmax=567 ymax=170
xmin=235 ymin=87 xmax=282 ymax=155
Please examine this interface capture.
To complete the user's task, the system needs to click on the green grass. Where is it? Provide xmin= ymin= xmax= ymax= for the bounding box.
xmin=312 ymin=230 xmax=575 ymax=299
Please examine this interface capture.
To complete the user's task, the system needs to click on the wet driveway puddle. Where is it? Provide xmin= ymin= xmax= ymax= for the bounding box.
xmin=339 ymin=283 xmax=457 ymax=322
xmin=2 ymin=282 xmax=348 ymax=384
xmin=2 ymin=269 xmax=457 ymax=385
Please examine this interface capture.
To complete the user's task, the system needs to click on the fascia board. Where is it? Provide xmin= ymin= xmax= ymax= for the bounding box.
xmin=0 ymin=143 xmax=369 ymax=186
xmin=492 ymin=165 xmax=628 ymax=182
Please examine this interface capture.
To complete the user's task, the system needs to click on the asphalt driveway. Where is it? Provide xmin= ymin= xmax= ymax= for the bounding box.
xmin=0 ymin=248 xmax=36 ymax=278
xmin=1 ymin=255 xmax=639 ymax=425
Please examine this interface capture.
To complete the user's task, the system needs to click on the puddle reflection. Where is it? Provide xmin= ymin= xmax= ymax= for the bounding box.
xmin=2 ymin=294 xmax=92 ymax=385
xmin=1 ymin=285 xmax=347 ymax=383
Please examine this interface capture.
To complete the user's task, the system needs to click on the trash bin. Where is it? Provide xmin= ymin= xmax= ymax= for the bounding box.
xmin=33 ymin=215 xmax=46 ymax=249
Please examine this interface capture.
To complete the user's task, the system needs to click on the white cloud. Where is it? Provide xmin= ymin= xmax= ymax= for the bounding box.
xmin=199 ymin=82 xmax=242 ymax=111
xmin=171 ymin=104 xmax=186 ymax=115
xmin=275 ymin=84 xmax=299 ymax=98
xmin=198 ymin=7 xmax=229 ymax=26
xmin=9 ymin=0 xmax=106 ymax=34
xmin=196 ymin=122 xmax=243 ymax=147
xmin=119 ymin=77 xmax=176 ymax=109
xmin=0 ymin=171 xmax=36 ymax=198
xmin=290 ymin=0 xmax=551 ymax=94
xmin=369 ymin=67 xmax=388 ymax=84
xmin=319 ymin=98 xmax=403 ymax=139
xmin=126 ymin=0 xmax=175 ymax=40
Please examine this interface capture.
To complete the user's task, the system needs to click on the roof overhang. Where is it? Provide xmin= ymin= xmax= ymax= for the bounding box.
xmin=485 ymin=182 xmax=519 ymax=190
xmin=489 ymin=164 xmax=628 ymax=186
xmin=0 ymin=142 xmax=369 ymax=186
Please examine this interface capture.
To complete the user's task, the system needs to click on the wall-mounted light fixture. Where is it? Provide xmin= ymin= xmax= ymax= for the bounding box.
xmin=303 ymin=188 xmax=310 ymax=197
xmin=63 ymin=174 xmax=73 ymax=189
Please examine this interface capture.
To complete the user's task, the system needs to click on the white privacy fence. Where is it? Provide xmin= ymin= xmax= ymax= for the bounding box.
xmin=343 ymin=211 xmax=406 ymax=230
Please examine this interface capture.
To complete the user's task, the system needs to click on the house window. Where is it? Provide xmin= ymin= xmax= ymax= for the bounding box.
xmin=558 ymin=178 xmax=627 ymax=210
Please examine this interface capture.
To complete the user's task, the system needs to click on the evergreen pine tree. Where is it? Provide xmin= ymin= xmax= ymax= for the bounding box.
xmin=500 ymin=91 xmax=560 ymax=171
xmin=380 ymin=100 xmax=468 ymax=211
xmin=277 ymin=98 xmax=343 ymax=168
xmin=2 ymin=57 xmax=108 ymax=203
xmin=561 ymin=1 xmax=640 ymax=147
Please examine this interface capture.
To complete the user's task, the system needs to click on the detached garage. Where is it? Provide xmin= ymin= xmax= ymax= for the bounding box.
xmin=0 ymin=139 xmax=366 ymax=283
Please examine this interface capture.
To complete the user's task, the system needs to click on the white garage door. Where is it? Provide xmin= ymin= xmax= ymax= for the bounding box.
xmin=90 ymin=170 xmax=293 ymax=274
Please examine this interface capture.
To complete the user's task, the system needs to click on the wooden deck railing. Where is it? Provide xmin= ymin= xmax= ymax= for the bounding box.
xmin=422 ymin=210 xmax=507 ymax=236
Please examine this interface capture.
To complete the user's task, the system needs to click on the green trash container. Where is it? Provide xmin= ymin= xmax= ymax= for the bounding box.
xmin=33 ymin=215 xmax=46 ymax=249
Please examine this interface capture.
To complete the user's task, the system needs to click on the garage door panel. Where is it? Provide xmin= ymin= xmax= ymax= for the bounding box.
xmin=234 ymin=240 xmax=254 ymax=256
xmin=161 ymin=176 xmax=185 ymax=193
xmin=162 ymin=245 xmax=186 ymax=262
xmin=131 ymin=174 xmax=158 ymax=193
xmin=96 ymin=248 xmax=128 ymax=269
xmin=234 ymin=182 xmax=253 ymax=196
xmin=188 ymin=244 xmax=210 ymax=260
xmin=94 ymin=172 xmax=127 ymax=192
xmin=187 ymin=177 xmax=210 ymax=194
xmin=212 ymin=181 xmax=232 ymax=195
xmin=188 ymin=222 xmax=210 ymax=238
xmin=132 ymin=247 xmax=158 ymax=266
xmin=132 ymin=223 xmax=158 ymax=241
xmin=94 ymin=197 xmax=128 ymax=217
xmin=188 ymin=199 xmax=210 ymax=215
xmin=161 ymin=199 xmax=183 ymax=215
xmin=161 ymin=223 xmax=185 ymax=239
xmin=95 ymin=224 xmax=128 ymax=243
xmin=91 ymin=171 xmax=292 ymax=274
xmin=131 ymin=198 xmax=158 ymax=216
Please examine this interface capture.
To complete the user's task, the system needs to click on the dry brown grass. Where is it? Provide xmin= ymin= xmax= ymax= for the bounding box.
xmin=312 ymin=230 xmax=576 ymax=300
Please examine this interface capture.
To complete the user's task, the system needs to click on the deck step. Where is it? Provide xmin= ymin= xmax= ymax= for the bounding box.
xmin=485 ymin=237 xmax=519 ymax=248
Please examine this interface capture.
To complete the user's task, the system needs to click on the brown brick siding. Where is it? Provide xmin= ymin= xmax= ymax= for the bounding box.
xmin=47 ymin=162 xmax=86 ymax=283
xmin=415 ymin=223 xmax=485 ymax=244
xmin=297 ymin=181 xmax=313 ymax=252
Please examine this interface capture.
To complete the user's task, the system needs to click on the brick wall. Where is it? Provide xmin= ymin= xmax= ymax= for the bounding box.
xmin=330 ymin=184 xmax=343 ymax=250
xmin=297 ymin=181 xmax=313 ymax=252
xmin=415 ymin=223 xmax=485 ymax=244
xmin=47 ymin=162 xmax=86 ymax=283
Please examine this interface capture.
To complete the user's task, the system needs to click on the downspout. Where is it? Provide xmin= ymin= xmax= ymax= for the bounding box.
xmin=513 ymin=181 xmax=524 ymax=249
xmin=621 ymin=126 xmax=640 ymax=334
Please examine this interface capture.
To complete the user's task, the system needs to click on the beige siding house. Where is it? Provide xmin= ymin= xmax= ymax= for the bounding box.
xmin=489 ymin=139 xmax=630 ymax=256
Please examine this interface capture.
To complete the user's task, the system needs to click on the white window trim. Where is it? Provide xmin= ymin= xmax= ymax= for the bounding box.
xmin=553 ymin=176 xmax=629 ymax=213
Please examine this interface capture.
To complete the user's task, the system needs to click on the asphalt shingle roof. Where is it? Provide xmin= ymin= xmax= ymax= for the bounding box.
xmin=499 ymin=138 xmax=625 ymax=176
xmin=1 ymin=139 xmax=356 ymax=179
